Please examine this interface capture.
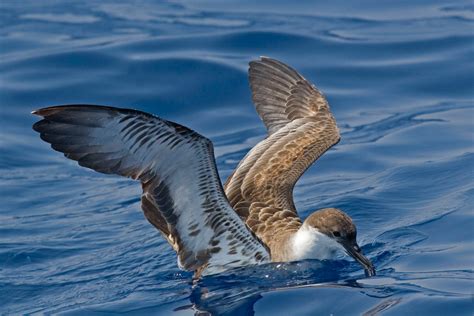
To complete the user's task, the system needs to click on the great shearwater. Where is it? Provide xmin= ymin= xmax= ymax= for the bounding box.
xmin=32 ymin=57 xmax=375 ymax=277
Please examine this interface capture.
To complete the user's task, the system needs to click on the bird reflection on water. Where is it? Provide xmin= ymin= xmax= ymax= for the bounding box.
xmin=179 ymin=259 xmax=373 ymax=315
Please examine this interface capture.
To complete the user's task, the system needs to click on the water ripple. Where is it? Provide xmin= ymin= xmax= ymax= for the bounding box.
xmin=1 ymin=0 xmax=473 ymax=314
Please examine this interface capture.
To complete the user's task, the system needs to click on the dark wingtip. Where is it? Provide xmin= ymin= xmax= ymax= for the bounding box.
xmin=30 ymin=104 xmax=158 ymax=120
xmin=31 ymin=106 xmax=57 ymax=117
xmin=31 ymin=105 xmax=72 ymax=117
xmin=31 ymin=107 xmax=56 ymax=132
xmin=32 ymin=120 xmax=44 ymax=133
xmin=31 ymin=107 xmax=56 ymax=116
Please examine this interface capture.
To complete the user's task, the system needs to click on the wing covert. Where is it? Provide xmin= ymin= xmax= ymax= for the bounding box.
xmin=225 ymin=58 xmax=340 ymax=245
xmin=33 ymin=105 xmax=270 ymax=275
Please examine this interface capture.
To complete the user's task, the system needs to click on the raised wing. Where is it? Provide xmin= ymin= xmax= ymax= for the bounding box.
xmin=249 ymin=57 xmax=332 ymax=135
xmin=33 ymin=105 xmax=269 ymax=276
xmin=224 ymin=58 xmax=340 ymax=253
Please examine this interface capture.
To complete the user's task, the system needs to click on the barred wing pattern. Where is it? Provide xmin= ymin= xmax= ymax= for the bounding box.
xmin=33 ymin=105 xmax=269 ymax=276
xmin=224 ymin=58 xmax=340 ymax=258
xmin=249 ymin=57 xmax=332 ymax=135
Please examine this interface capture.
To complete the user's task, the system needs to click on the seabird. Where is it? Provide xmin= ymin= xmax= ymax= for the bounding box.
xmin=32 ymin=57 xmax=375 ymax=277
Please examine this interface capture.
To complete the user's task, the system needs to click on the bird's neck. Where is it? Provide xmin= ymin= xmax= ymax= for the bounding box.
xmin=289 ymin=224 xmax=343 ymax=261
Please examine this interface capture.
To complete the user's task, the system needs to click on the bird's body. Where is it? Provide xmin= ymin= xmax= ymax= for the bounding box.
xmin=32 ymin=57 xmax=375 ymax=277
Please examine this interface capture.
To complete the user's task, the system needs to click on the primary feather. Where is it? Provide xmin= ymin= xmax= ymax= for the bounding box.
xmin=32 ymin=57 xmax=343 ymax=274
xmin=33 ymin=105 xmax=270 ymax=276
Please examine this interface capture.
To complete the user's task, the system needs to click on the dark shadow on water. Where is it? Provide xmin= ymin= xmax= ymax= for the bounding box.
xmin=181 ymin=259 xmax=369 ymax=315
xmin=177 ymin=225 xmax=471 ymax=316
xmin=183 ymin=260 xmax=470 ymax=316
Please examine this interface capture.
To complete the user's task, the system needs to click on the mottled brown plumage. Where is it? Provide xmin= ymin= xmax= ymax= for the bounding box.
xmin=224 ymin=57 xmax=341 ymax=260
xmin=32 ymin=57 xmax=375 ymax=277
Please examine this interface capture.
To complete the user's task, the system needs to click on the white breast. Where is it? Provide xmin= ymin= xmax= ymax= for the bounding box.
xmin=290 ymin=225 xmax=344 ymax=261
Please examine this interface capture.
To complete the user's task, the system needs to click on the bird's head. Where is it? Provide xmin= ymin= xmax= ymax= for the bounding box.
xmin=304 ymin=208 xmax=376 ymax=276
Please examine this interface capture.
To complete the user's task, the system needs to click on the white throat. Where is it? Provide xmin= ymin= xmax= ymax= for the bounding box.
xmin=290 ymin=224 xmax=344 ymax=261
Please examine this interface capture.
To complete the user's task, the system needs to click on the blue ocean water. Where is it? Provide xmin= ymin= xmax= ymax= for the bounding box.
xmin=1 ymin=0 xmax=473 ymax=314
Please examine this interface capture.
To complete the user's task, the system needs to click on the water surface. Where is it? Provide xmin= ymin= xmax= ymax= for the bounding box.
xmin=1 ymin=0 xmax=473 ymax=314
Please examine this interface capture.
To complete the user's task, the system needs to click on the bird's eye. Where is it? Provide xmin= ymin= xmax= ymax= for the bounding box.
xmin=333 ymin=231 xmax=341 ymax=237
